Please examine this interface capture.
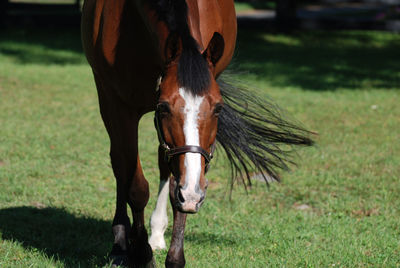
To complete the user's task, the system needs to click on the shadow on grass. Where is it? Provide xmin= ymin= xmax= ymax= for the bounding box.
xmin=0 ymin=206 xmax=238 ymax=266
xmin=1 ymin=24 xmax=399 ymax=90
xmin=0 ymin=27 xmax=84 ymax=65
xmin=234 ymin=30 xmax=400 ymax=90
xmin=0 ymin=206 xmax=112 ymax=266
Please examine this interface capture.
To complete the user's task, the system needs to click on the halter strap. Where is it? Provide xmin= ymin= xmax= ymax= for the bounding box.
xmin=168 ymin=145 xmax=213 ymax=163
xmin=154 ymin=110 xmax=215 ymax=172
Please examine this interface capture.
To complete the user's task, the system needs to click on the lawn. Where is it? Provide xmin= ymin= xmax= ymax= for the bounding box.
xmin=0 ymin=25 xmax=399 ymax=267
xmin=235 ymin=1 xmax=275 ymax=13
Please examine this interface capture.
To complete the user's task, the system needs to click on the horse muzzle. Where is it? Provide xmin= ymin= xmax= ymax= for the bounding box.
xmin=173 ymin=180 xmax=207 ymax=214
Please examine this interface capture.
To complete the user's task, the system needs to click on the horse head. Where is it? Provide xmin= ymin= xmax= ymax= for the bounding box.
xmin=155 ymin=33 xmax=225 ymax=213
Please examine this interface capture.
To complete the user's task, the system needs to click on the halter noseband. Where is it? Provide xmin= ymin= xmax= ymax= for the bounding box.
xmin=154 ymin=109 xmax=216 ymax=172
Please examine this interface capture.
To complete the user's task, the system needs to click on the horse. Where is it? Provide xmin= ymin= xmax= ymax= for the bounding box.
xmin=81 ymin=0 xmax=313 ymax=267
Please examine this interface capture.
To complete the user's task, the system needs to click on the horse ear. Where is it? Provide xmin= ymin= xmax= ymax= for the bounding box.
xmin=203 ymin=32 xmax=225 ymax=66
xmin=165 ymin=33 xmax=182 ymax=63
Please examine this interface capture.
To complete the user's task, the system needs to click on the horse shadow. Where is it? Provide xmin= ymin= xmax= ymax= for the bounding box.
xmin=0 ymin=206 xmax=238 ymax=266
xmin=0 ymin=206 xmax=112 ymax=267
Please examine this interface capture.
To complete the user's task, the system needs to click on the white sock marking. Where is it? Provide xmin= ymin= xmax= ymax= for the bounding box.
xmin=179 ymin=88 xmax=204 ymax=193
xmin=112 ymin=224 xmax=127 ymax=251
xmin=149 ymin=179 xmax=169 ymax=250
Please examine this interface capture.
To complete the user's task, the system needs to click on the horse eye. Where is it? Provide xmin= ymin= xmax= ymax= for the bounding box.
xmin=213 ymin=103 xmax=223 ymax=116
xmin=157 ymin=102 xmax=171 ymax=116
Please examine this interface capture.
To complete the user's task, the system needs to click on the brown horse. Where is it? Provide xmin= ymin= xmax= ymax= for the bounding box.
xmin=82 ymin=0 xmax=312 ymax=267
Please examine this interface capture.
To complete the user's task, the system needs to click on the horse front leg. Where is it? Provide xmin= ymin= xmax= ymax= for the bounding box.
xmin=109 ymin=136 xmax=155 ymax=267
xmin=95 ymin=81 xmax=155 ymax=267
xmin=149 ymin=146 xmax=171 ymax=250
xmin=94 ymin=80 xmax=132 ymax=267
xmin=148 ymin=178 xmax=169 ymax=250
xmin=127 ymin=155 xmax=156 ymax=268
xmin=109 ymin=149 xmax=132 ymax=267
xmin=165 ymin=178 xmax=187 ymax=268
xmin=113 ymin=150 xmax=156 ymax=268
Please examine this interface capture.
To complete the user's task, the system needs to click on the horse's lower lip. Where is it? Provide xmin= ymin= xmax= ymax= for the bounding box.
xmin=176 ymin=200 xmax=203 ymax=214
xmin=178 ymin=208 xmax=197 ymax=214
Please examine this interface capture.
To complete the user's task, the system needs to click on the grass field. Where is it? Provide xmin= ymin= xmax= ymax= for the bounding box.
xmin=0 ymin=25 xmax=399 ymax=267
xmin=234 ymin=2 xmax=275 ymax=12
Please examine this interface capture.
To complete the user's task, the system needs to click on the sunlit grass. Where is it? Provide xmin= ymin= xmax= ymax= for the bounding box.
xmin=0 ymin=27 xmax=399 ymax=267
xmin=235 ymin=1 xmax=275 ymax=13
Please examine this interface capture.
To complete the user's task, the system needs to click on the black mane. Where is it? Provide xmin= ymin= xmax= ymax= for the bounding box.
xmin=216 ymin=75 xmax=314 ymax=186
xmin=149 ymin=0 xmax=210 ymax=95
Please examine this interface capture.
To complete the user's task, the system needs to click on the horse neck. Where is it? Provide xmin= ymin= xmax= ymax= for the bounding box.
xmin=185 ymin=1 xmax=223 ymax=53
xmin=141 ymin=0 xmax=225 ymax=60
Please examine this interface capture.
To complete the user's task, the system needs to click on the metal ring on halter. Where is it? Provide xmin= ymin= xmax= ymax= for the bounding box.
xmin=154 ymin=110 xmax=215 ymax=173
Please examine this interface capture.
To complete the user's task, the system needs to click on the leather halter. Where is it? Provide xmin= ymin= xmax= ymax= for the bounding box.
xmin=154 ymin=109 xmax=216 ymax=173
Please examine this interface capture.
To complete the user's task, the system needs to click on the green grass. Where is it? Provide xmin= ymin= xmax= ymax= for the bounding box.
xmin=1 ymin=26 xmax=399 ymax=267
xmin=235 ymin=1 xmax=275 ymax=13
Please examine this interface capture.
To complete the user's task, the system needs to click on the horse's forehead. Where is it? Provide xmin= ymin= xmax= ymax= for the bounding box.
xmin=179 ymin=88 xmax=205 ymax=110
xmin=160 ymin=80 xmax=220 ymax=111
xmin=186 ymin=0 xmax=223 ymax=52
xmin=160 ymin=78 xmax=216 ymax=109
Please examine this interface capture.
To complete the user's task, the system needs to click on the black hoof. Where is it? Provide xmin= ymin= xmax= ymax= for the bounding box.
xmin=165 ymin=262 xmax=185 ymax=268
xmin=165 ymin=259 xmax=185 ymax=268
xmin=110 ymin=244 xmax=129 ymax=267
xmin=127 ymin=257 xmax=157 ymax=268
xmin=129 ymin=240 xmax=155 ymax=268
xmin=143 ymin=257 xmax=157 ymax=268
xmin=110 ymin=255 xmax=129 ymax=267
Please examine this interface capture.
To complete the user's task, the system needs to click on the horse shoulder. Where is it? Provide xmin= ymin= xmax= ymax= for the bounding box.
xmin=82 ymin=0 xmax=126 ymax=67
xmin=82 ymin=0 xmax=160 ymax=110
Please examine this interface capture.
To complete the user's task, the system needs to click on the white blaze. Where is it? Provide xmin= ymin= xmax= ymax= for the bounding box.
xmin=179 ymin=88 xmax=204 ymax=193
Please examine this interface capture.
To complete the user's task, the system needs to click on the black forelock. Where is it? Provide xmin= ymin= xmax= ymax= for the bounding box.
xmin=148 ymin=0 xmax=211 ymax=95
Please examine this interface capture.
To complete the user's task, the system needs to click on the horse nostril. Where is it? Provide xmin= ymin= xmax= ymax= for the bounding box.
xmin=177 ymin=188 xmax=185 ymax=203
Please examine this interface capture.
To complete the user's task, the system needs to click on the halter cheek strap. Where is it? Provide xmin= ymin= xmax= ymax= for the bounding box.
xmin=154 ymin=110 xmax=215 ymax=173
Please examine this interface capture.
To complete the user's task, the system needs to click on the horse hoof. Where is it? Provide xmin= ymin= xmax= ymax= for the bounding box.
xmin=130 ymin=257 xmax=157 ymax=268
xmin=110 ymin=254 xmax=129 ymax=267
xmin=144 ymin=257 xmax=157 ymax=268
xmin=149 ymin=234 xmax=166 ymax=250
